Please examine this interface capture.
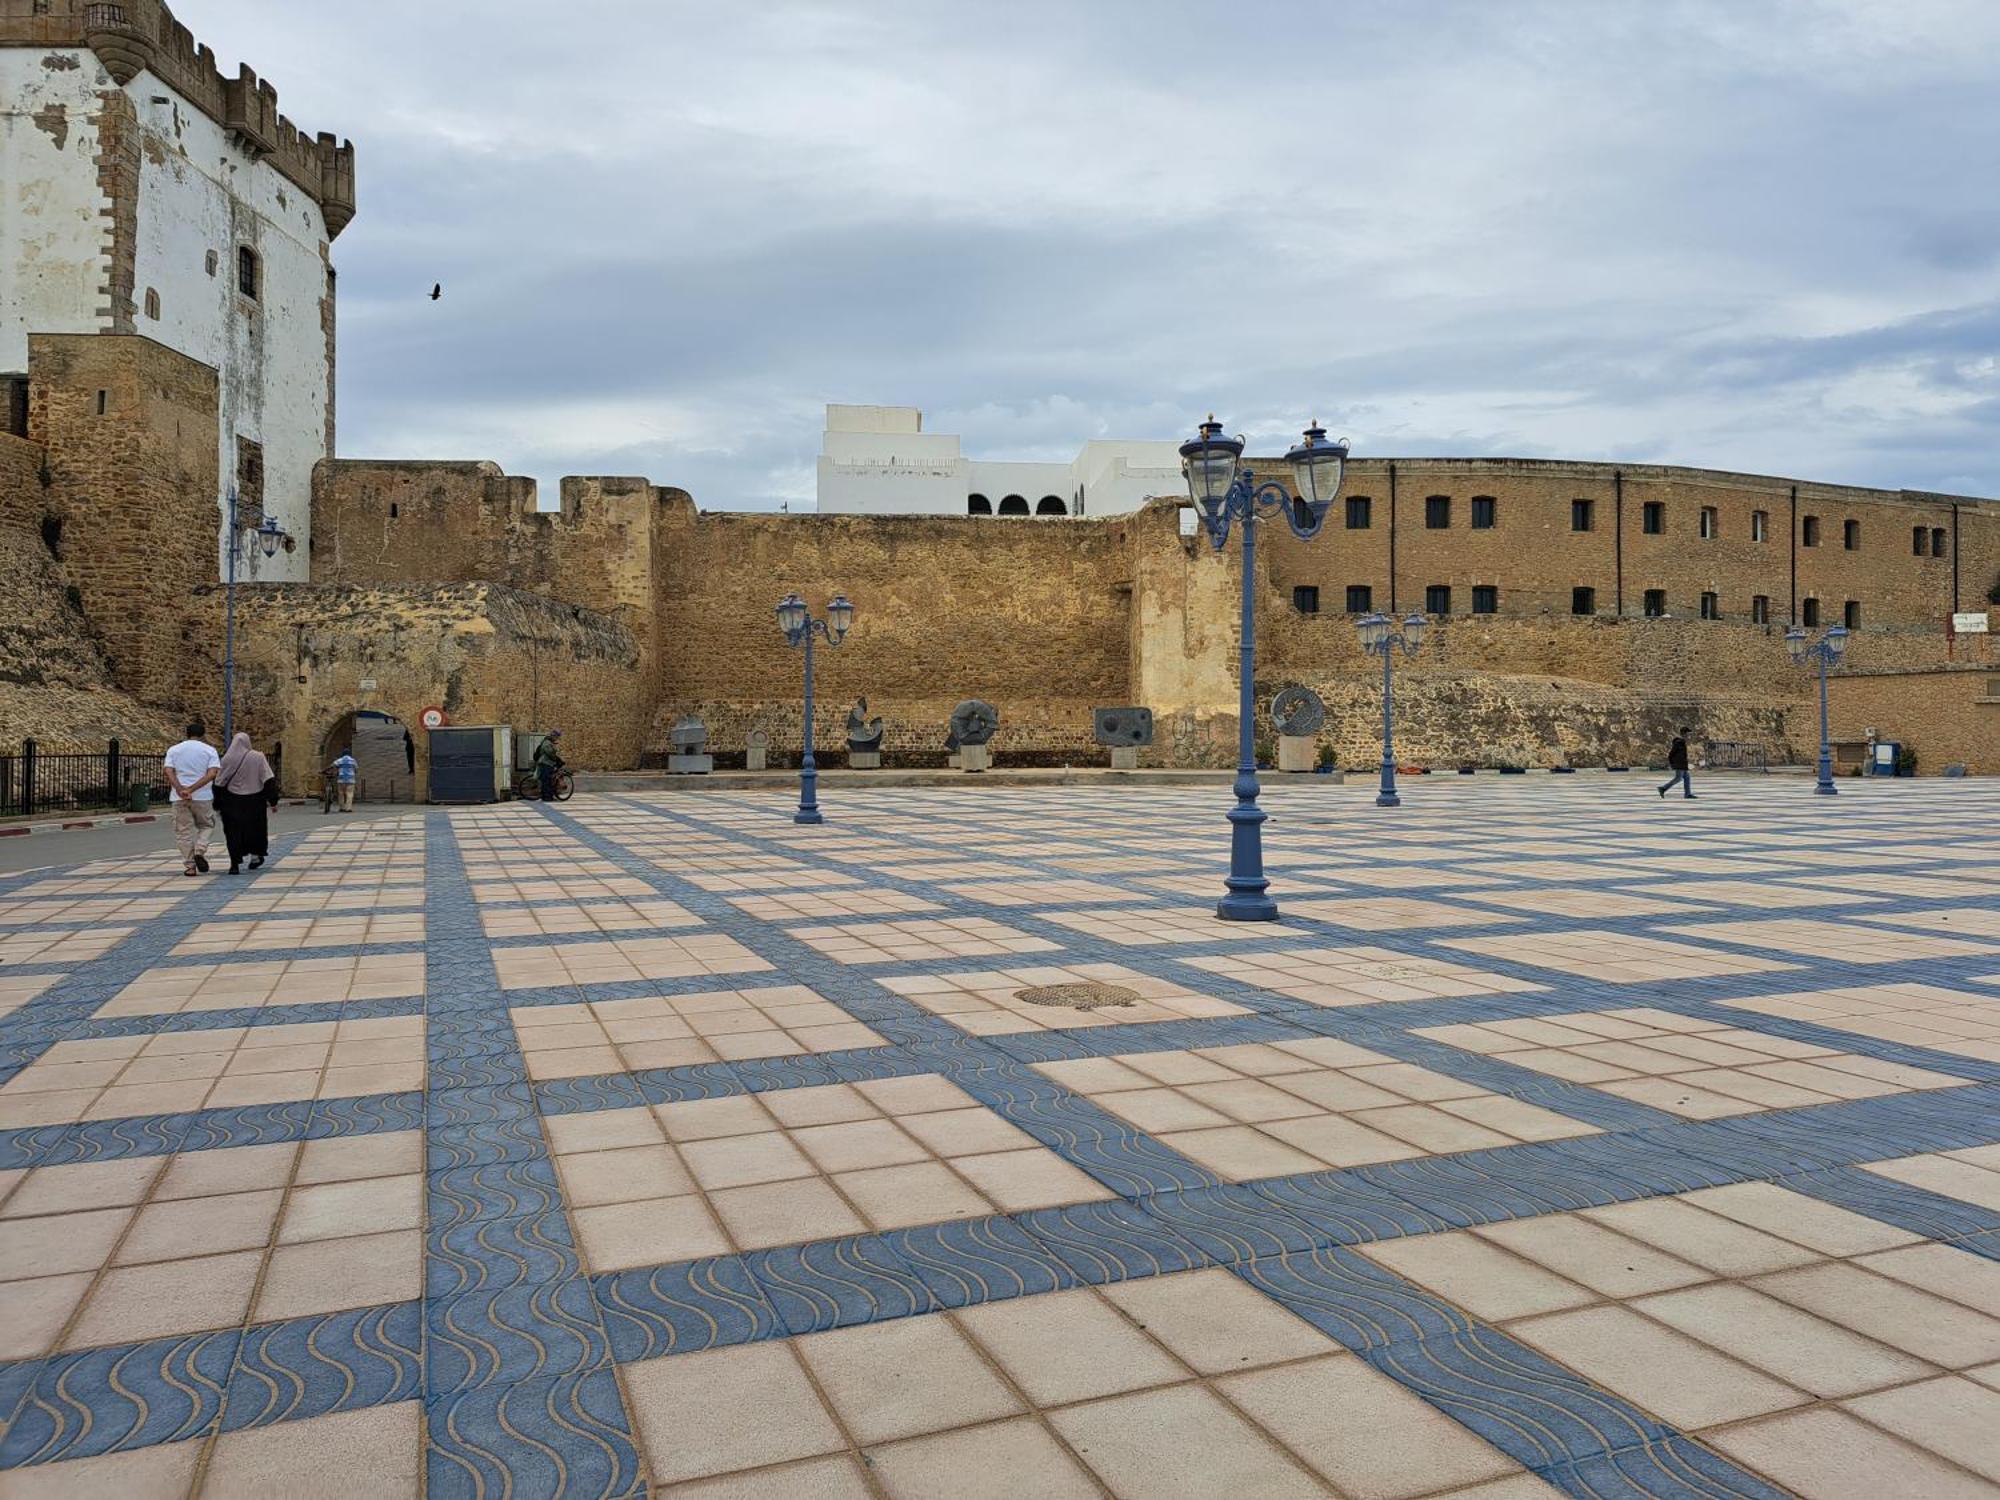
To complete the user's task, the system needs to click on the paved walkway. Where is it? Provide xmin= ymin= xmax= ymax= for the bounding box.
xmin=1 ymin=777 xmax=1998 ymax=1496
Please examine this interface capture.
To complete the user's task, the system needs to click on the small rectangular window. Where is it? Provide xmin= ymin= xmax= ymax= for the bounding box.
xmin=1471 ymin=585 xmax=1498 ymax=615
xmin=1291 ymin=585 xmax=1319 ymax=616
xmin=1642 ymin=501 xmax=1664 ymax=535
xmin=1699 ymin=507 xmax=1717 ymax=540
xmin=4 ymin=376 xmax=27 ymax=438
xmin=1345 ymin=584 xmax=1373 ymax=614
xmin=1571 ymin=499 xmax=1594 ymax=532
xmin=1643 ymin=589 xmax=1667 ymax=617
xmin=1843 ymin=600 xmax=1861 ymax=629
xmin=1802 ymin=597 xmax=1821 ymax=626
xmin=1843 ymin=519 xmax=1860 ymax=550
xmin=1752 ymin=510 xmax=1768 ymax=542
xmin=1803 ymin=515 xmax=1821 ymax=546
xmin=1425 ymin=495 xmax=1451 ymax=529
xmin=1914 ymin=525 xmax=1929 ymax=556
xmin=1424 ymin=584 xmax=1452 ymax=614
xmin=237 ymin=245 xmax=260 ymax=301
xmin=1572 ymin=586 xmax=1596 ymax=616
xmin=95 ymin=389 xmax=107 ymax=416
xmin=1345 ymin=495 xmax=1372 ymax=529
xmin=1932 ymin=527 xmax=1948 ymax=558
xmin=235 ymin=436 xmax=265 ymax=513
xmin=1470 ymin=496 xmax=1496 ymax=529
xmin=1751 ymin=595 xmax=1770 ymax=624
xmin=1700 ymin=592 xmax=1719 ymax=620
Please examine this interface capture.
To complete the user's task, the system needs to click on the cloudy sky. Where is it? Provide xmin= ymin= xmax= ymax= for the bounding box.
xmin=178 ymin=0 xmax=2000 ymax=507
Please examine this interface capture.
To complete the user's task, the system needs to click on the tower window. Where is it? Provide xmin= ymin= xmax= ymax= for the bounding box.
xmin=1424 ymin=495 xmax=1451 ymax=529
xmin=1292 ymin=585 xmax=1320 ymax=615
xmin=1571 ymin=499 xmax=1594 ymax=532
xmin=1932 ymin=527 xmax=1948 ymax=558
xmin=1802 ymin=597 xmax=1821 ymax=626
xmin=1643 ymin=589 xmax=1667 ymax=617
xmin=1642 ymin=501 xmax=1664 ymax=535
xmin=1470 ymin=496 xmax=1496 ymax=529
xmin=1802 ymin=515 xmax=1821 ymax=546
xmin=1751 ymin=595 xmax=1770 ymax=624
xmin=1471 ymin=585 xmax=1498 ymax=614
xmin=1752 ymin=509 xmax=1768 ymax=542
xmin=144 ymin=287 xmax=160 ymax=320
xmin=235 ymin=437 xmax=264 ymax=513
xmin=1700 ymin=591 xmax=1719 ymax=620
xmin=1699 ymin=507 xmax=1717 ymax=539
xmin=237 ymin=246 xmax=260 ymax=301
xmin=1424 ymin=584 xmax=1451 ymax=614
xmin=1843 ymin=519 xmax=1860 ymax=550
xmin=1572 ymin=586 xmax=1596 ymax=615
xmin=1844 ymin=600 xmax=1861 ymax=629
xmin=96 ymin=389 xmax=107 ymax=416
xmin=3 ymin=376 xmax=26 ymax=437
xmin=1913 ymin=525 xmax=1929 ymax=556
xmin=1345 ymin=495 xmax=1371 ymax=529
xmin=1345 ymin=584 xmax=1373 ymax=613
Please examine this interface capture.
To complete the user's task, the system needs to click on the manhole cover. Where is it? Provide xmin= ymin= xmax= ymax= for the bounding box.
xmin=1015 ymin=983 xmax=1141 ymax=1011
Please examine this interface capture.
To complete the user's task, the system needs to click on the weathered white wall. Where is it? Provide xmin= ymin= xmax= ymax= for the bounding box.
xmin=130 ymin=71 xmax=329 ymax=583
xmin=0 ymin=48 xmax=107 ymax=369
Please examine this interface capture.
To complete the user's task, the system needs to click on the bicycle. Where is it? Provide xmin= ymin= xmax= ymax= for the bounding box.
xmin=514 ymin=766 xmax=574 ymax=801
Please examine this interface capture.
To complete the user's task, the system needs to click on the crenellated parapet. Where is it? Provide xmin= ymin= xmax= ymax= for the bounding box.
xmin=1 ymin=0 xmax=356 ymax=238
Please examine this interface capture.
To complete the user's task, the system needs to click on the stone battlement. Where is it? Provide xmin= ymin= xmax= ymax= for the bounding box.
xmin=0 ymin=0 xmax=356 ymax=236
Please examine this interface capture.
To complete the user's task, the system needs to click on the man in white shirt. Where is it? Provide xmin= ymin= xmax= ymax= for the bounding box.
xmin=163 ymin=720 xmax=221 ymax=876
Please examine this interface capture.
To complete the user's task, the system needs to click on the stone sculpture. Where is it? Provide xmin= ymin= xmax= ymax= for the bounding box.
xmin=667 ymin=717 xmax=712 ymax=775
xmin=846 ymin=697 xmax=885 ymax=768
xmin=1270 ymin=686 xmax=1325 ymax=773
xmin=745 ymin=728 xmax=769 ymax=772
xmin=949 ymin=700 xmax=999 ymax=772
xmin=1094 ymin=706 xmax=1154 ymax=769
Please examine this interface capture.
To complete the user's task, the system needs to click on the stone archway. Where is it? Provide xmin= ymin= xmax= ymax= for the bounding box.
xmin=317 ymin=709 xmax=419 ymax=803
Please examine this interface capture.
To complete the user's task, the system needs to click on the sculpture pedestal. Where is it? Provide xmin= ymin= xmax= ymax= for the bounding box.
xmin=1277 ymin=735 xmax=1316 ymax=773
xmin=1109 ymin=746 xmax=1139 ymax=770
xmin=947 ymin=752 xmax=962 ymax=769
xmin=960 ymin=745 xmax=990 ymax=773
xmin=667 ymin=754 xmax=713 ymax=775
xmin=745 ymin=747 xmax=766 ymax=771
xmin=849 ymin=750 xmax=881 ymax=770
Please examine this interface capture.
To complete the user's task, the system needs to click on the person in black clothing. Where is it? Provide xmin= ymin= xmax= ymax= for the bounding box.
xmin=1658 ymin=727 xmax=1694 ymax=799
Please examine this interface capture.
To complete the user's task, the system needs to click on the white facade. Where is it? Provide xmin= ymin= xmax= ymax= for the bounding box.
xmin=815 ymin=404 xmax=1183 ymax=519
xmin=1 ymin=46 xmax=335 ymax=583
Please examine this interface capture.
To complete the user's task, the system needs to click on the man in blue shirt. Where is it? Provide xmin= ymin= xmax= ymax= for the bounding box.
xmin=325 ymin=748 xmax=358 ymax=812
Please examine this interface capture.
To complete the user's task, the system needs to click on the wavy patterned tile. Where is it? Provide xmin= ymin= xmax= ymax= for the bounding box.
xmin=425 ymin=1367 xmax=641 ymax=1500
xmin=1361 ymin=1327 xmax=1669 ymax=1470
xmin=879 ymin=1214 xmax=1076 ymax=1309
xmin=1248 ymin=1169 xmax=1459 ymax=1244
xmin=425 ymin=1083 xmax=540 ymax=1131
xmin=220 ymin=1303 xmax=423 ymax=1432
xmin=1352 ymin=1151 xmax=1627 ymax=1230
xmin=428 ymin=1209 xmax=582 ymax=1300
xmin=1785 ymin=1164 xmax=2000 ymax=1244
xmin=308 ymin=1090 xmax=427 ymax=1138
xmin=531 ymin=1073 xmax=649 ymax=1117
xmin=427 ymin=1159 xmax=565 ymax=1232
xmin=726 ymin=1053 xmax=845 ymax=1093
xmin=1014 ymin=1198 xmax=1207 ymax=1285
xmin=632 ymin=1062 xmax=748 ymax=1106
xmin=1545 ymin=1434 xmax=1795 ymax=1498
xmin=1233 ymin=1244 xmax=1474 ymax=1351
xmin=424 ymin=1277 xmax=612 ymax=1398
xmin=742 ymin=1234 xmax=935 ymax=1337
xmin=424 ymin=1117 xmax=552 ymax=1174
xmin=0 ymin=1328 xmax=239 ymax=1466
xmin=1138 ymin=1184 xmax=1328 ymax=1265
xmin=592 ymin=1255 xmax=780 ymax=1363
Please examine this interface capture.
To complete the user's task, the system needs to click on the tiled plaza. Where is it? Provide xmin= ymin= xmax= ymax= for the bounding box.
xmin=1 ymin=775 xmax=1999 ymax=1497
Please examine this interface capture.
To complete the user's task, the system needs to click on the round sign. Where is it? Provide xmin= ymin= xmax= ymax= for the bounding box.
xmin=419 ymin=706 xmax=447 ymax=731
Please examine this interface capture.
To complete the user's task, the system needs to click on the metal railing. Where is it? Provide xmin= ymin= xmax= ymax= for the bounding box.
xmin=1703 ymin=740 xmax=1769 ymax=771
xmin=0 ymin=739 xmax=167 ymax=819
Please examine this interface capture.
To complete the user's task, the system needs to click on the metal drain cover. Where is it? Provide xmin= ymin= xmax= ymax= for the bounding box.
xmin=1016 ymin=983 xmax=1141 ymax=1011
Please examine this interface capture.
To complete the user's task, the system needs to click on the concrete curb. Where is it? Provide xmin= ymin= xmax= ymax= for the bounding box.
xmin=0 ymin=800 xmax=313 ymax=837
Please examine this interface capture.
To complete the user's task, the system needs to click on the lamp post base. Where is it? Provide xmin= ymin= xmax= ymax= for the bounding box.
xmin=1813 ymin=782 xmax=1838 ymax=796
xmin=1217 ymin=891 xmax=1280 ymax=922
xmin=1375 ymin=792 xmax=1401 ymax=808
xmin=794 ymin=809 xmax=824 ymax=824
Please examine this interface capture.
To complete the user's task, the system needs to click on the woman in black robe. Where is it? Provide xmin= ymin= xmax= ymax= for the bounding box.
xmin=213 ymin=732 xmax=278 ymax=873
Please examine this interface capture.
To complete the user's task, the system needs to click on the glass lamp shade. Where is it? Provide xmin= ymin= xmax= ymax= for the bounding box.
xmin=1179 ymin=417 xmax=1243 ymax=508
xmin=1824 ymin=624 xmax=1849 ymax=663
xmin=826 ymin=594 xmax=855 ymax=641
xmin=1356 ymin=612 xmax=1390 ymax=650
xmin=1402 ymin=612 xmax=1428 ymax=651
xmin=1782 ymin=625 xmax=1809 ymax=663
xmin=257 ymin=519 xmax=283 ymax=558
xmin=1286 ymin=422 xmax=1349 ymax=509
xmin=776 ymin=593 xmax=808 ymax=637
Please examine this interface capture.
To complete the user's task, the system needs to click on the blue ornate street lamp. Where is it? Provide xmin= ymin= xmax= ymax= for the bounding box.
xmin=1357 ymin=611 xmax=1428 ymax=807
xmin=1785 ymin=622 xmax=1849 ymax=795
xmin=776 ymin=591 xmax=854 ymax=824
xmin=1180 ymin=417 xmax=1349 ymax=921
xmin=221 ymin=488 xmax=289 ymax=742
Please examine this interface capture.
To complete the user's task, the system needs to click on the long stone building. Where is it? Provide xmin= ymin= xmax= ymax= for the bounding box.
xmin=4 ymin=3 xmax=1998 ymax=783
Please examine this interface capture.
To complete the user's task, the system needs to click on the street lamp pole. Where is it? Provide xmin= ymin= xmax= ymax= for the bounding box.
xmin=776 ymin=592 xmax=855 ymax=825
xmin=1357 ymin=612 xmax=1428 ymax=807
xmin=1785 ymin=623 xmax=1849 ymax=795
xmin=1179 ymin=418 xmax=1350 ymax=921
xmin=221 ymin=491 xmax=289 ymax=743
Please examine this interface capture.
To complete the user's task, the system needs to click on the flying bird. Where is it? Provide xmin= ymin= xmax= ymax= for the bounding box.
xmin=429 ymin=283 xmax=442 ymax=301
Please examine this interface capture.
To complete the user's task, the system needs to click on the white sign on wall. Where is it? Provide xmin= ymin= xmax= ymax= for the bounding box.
xmin=1951 ymin=612 xmax=1991 ymax=634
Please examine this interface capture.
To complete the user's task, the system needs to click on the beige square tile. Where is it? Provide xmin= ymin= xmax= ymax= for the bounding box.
xmin=955 ymin=1287 xmax=1185 ymax=1404
xmin=947 ymin=1149 xmax=1109 ymax=1213
xmin=0 ymin=1158 xmax=162 ymax=1218
xmin=253 ymin=1229 xmax=422 ymax=1321
xmin=1049 ymin=1384 xmax=1327 ymax=1498
xmin=67 ymin=1249 xmax=262 ymax=1347
xmin=545 ymin=1105 xmax=666 ymax=1154
xmin=294 ymin=1131 xmax=422 ymax=1185
xmin=1260 ymin=1113 xmax=1424 ymax=1169
xmin=277 ymin=1173 xmax=423 ymax=1243
xmin=152 ymin=1141 xmax=297 ymax=1201
xmin=1509 ymin=1304 xmax=1808 ymax=1428
xmin=0 ymin=1272 xmax=92 ymax=1361
xmin=574 ymin=1194 xmax=731 ymax=1271
xmin=1102 ymin=1267 xmax=1337 ymax=1374
xmin=115 ymin=1188 xmax=282 ymax=1265
xmin=1359 ymin=1232 xmax=1598 ymax=1322
xmin=625 ymin=1342 xmax=845 ymax=1484
xmin=1220 ymin=1352 xmax=1521 ymax=1498
xmin=656 ymin=1095 xmax=778 ymax=1142
xmin=1577 ymin=1198 xmax=1822 ymax=1277
xmin=0 ymin=1437 xmax=205 ymax=1497
xmin=1843 ymin=1375 xmax=2000 ymax=1483
xmin=204 ymin=1398 xmax=422 ymax=1499
xmin=1679 ymin=1183 xmax=1922 ymax=1255
xmin=869 ymin=1417 xmax=1102 ymax=1500
xmin=0 ymin=1205 xmax=132 ymax=1280
xmin=1156 ymin=1126 xmax=1325 ymax=1182
xmin=760 ymin=1084 xmax=879 ymax=1129
xmin=679 ymin=1131 xmax=817 ymax=1190
xmin=853 ymin=1074 xmax=980 ymax=1116
xmin=790 ymin=1119 xmax=930 ymax=1173
xmin=1634 ymin=1283 xmax=1934 ymax=1397
xmin=661 ymin=1456 xmax=876 ymax=1498
xmin=835 ymin=1162 xmax=991 ymax=1229
xmin=1751 ymin=1262 xmax=2000 ymax=1366
xmin=896 ymin=1107 xmax=1037 ymax=1157
xmin=1473 ymin=1217 xmax=1711 ymax=1298
xmin=797 ymin=1315 xmax=1023 ymax=1444
xmin=1857 ymin=1243 xmax=2000 ymax=1316
xmin=708 ymin=1178 xmax=868 ymax=1250
xmin=1708 ymin=1407 xmax=1997 ymax=1500
xmin=559 ymin=1145 xmax=695 ymax=1207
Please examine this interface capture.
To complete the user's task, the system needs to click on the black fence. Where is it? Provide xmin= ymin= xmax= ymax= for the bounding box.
xmin=0 ymin=740 xmax=169 ymax=819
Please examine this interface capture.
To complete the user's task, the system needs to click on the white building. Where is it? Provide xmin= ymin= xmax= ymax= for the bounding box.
xmin=815 ymin=405 xmax=1183 ymax=519
xmin=1 ymin=0 xmax=354 ymax=582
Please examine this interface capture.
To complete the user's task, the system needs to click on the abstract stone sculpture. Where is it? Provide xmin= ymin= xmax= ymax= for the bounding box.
xmin=1092 ymin=707 xmax=1155 ymax=748
xmin=1270 ymin=686 xmax=1326 ymax=737
xmin=949 ymin=700 xmax=1000 ymax=747
xmin=667 ymin=717 xmax=712 ymax=774
xmin=846 ymin=697 xmax=885 ymax=751
xmin=745 ymin=728 xmax=769 ymax=772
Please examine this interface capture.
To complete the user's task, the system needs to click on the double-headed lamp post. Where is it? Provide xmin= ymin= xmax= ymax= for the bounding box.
xmin=1356 ymin=611 xmax=1427 ymax=808
xmin=776 ymin=592 xmax=854 ymax=825
xmin=1785 ymin=622 xmax=1849 ymax=795
xmin=221 ymin=487 xmax=290 ymax=743
xmin=1180 ymin=417 xmax=1350 ymax=922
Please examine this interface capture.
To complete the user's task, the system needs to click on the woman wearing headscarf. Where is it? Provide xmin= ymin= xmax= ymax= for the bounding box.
xmin=213 ymin=732 xmax=279 ymax=874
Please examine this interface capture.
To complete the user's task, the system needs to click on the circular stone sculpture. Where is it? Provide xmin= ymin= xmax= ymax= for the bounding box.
xmin=1270 ymin=686 xmax=1327 ymax=737
xmin=949 ymin=700 xmax=1000 ymax=748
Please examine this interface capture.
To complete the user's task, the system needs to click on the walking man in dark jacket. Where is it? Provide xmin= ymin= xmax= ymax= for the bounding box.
xmin=1658 ymin=727 xmax=1694 ymax=800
